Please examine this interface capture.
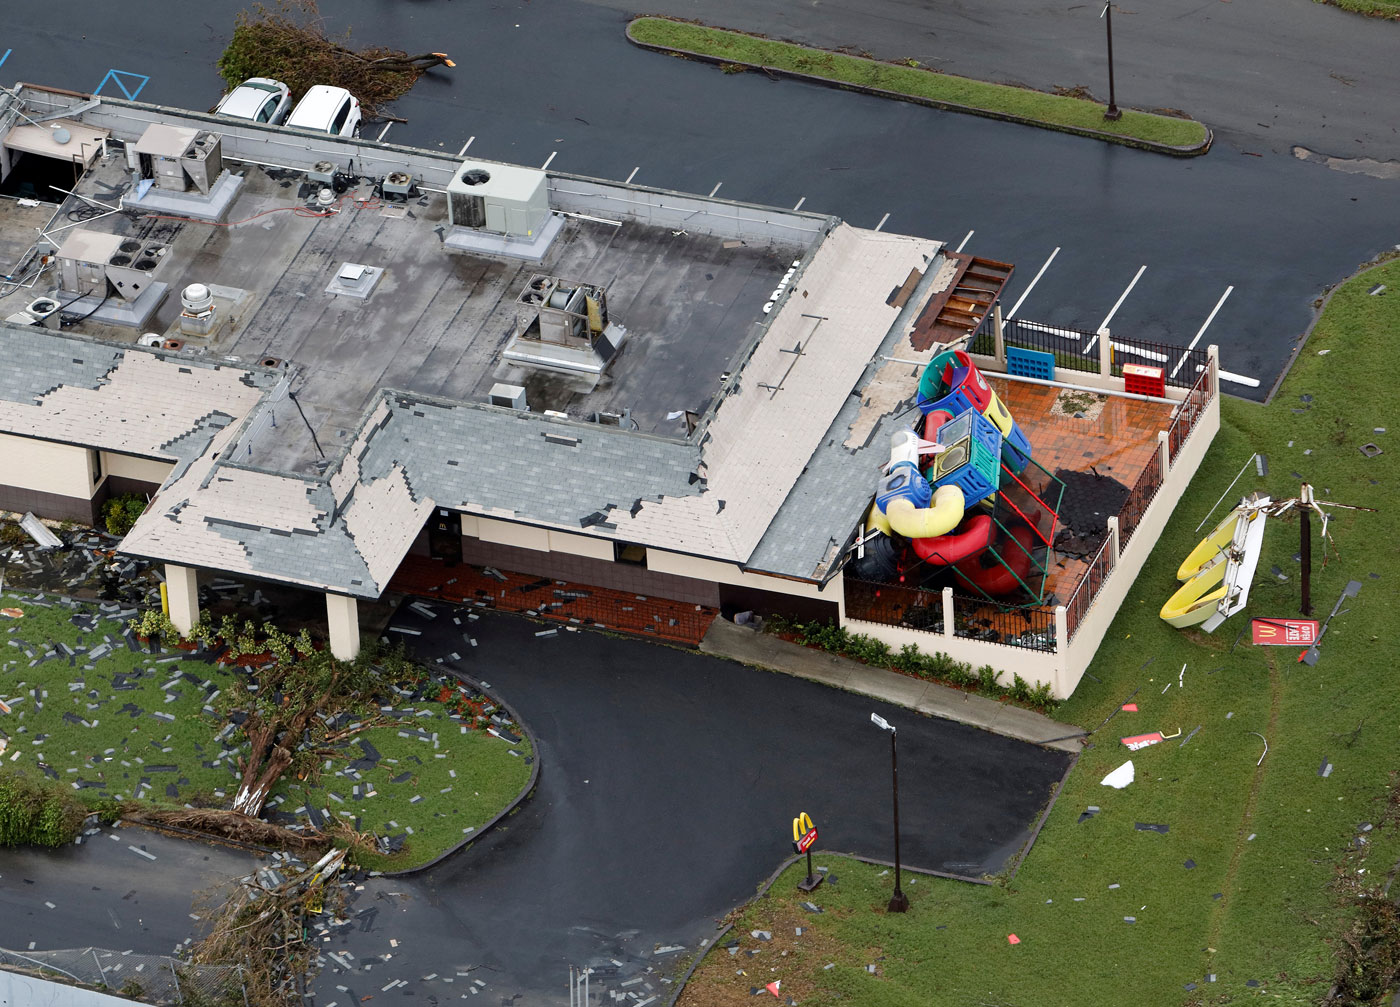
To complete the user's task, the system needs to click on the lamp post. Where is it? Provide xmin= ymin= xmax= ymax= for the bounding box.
xmin=1100 ymin=2 xmax=1122 ymax=121
xmin=870 ymin=712 xmax=908 ymax=913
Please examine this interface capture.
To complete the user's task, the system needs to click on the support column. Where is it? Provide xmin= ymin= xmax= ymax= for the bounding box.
xmin=1054 ymin=604 xmax=1069 ymax=653
xmin=992 ymin=302 xmax=1005 ymax=367
xmin=165 ymin=564 xmax=199 ymax=637
xmin=326 ymin=593 xmax=361 ymax=661
xmin=1097 ymin=327 xmax=1112 ymax=377
xmin=941 ymin=586 xmax=955 ymax=639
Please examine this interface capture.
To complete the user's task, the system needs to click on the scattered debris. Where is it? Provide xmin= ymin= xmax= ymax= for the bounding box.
xmin=1134 ymin=823 xmax=1170 ymax=834
xmin=1007 ymin=934 xmax=1020 ymax=945
xmin=1248 ymin=731 xmax=1269 ymax=766
xmin=1077 ymin=806 xmax=1101 ymax=824
xmin=1101 ymin=760 xmax=1135 ymax=789
xmin=1318 ymin=757 xmax=1333 ymax=778
xmin=1180 ymin=725 xmax=1202 ymax=747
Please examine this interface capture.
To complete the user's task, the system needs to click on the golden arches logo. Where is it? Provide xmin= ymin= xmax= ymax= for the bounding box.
xmin=792 ymin=812 xmax=814 ymax=843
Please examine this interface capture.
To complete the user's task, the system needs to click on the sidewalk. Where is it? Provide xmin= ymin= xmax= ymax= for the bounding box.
xmin=700 ymin=618 xmax=1085 ymax=754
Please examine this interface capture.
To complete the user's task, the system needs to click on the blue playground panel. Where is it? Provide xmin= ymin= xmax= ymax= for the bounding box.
xmin=1006 ymin=346 xmax=1055 ymax=381
xmin=930 ymin=409 xmax=1003 ymax=507
xmin=95 ymin=70 xmax=150 ymax=102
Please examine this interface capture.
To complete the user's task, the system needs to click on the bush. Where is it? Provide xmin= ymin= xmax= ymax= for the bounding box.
xmin=0 ymin=770 xmax=88 ymax=847
xmin=102 ymin=493 xmax=148 ymax=536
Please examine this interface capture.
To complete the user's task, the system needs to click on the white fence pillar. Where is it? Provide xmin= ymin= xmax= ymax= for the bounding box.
xmin=1158 ymin=429 xmax=1171 ymax=480
xmin=941 ymin=586 xmax=955 ymax=639
xmin=1097 ymin=326 xmax=1112 ymax=377
xmin=1107 ymin=515 xmax=1121 ymax=564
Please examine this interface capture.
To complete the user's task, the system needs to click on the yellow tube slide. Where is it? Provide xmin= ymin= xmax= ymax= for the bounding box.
xmin=884 ymin=484 xmax=966 ymax=540
xmin=866 ymin=500 xmax=892 ymax=537
xmin=1177 ymin=511 xmax=1245 ymax=581
xmin=1160 ymin=561 xmax=1228 ymax=629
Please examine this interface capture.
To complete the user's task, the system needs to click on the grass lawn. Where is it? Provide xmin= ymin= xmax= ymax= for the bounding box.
xmin=1322 ymin=0 xmax=1400 ymax=17
xmin=678 ymin=261 xmax=1400 ymax=1006
xmin=628 ymin=18 xmax=1208 ymax=150
xmin=0 ymin=592 xmax=531 ymax=871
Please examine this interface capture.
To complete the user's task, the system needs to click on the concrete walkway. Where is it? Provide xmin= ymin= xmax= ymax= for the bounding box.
xmin=700 ymin=618 xmax=1085 ymax=754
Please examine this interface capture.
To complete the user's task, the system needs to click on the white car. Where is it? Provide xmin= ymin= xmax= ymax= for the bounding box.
xmin=213 ymin=77 xmax=292 ymax=125
xmin=286 ymin=85 xmax=362 ymax=138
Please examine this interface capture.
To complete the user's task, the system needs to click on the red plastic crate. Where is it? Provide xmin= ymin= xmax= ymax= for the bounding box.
xmin=1123 ymin=363 xmax=1166 ymax=397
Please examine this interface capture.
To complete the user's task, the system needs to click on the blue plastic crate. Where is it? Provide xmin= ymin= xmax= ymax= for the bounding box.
xmin=1007 ymin=346 xmax=1056 ymax=382
xmin=933 ymin=459 xmax=998 ymax=507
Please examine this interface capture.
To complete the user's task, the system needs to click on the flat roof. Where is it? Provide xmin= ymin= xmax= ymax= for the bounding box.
xmin=0 ymin=86 xmax=964 ymax=596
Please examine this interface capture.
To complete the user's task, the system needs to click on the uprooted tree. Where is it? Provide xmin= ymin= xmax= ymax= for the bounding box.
xmin=188 ymin=847 xmax=349 ymax=1006
xmin=217 ymin=0 xmax=454 ymax=119
xmin=220 ymin=621 xmax=387 ymax=817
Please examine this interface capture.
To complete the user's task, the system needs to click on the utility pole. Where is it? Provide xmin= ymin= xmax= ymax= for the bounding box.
xmin=1299 ymin=483 xmax=1313 ymax=616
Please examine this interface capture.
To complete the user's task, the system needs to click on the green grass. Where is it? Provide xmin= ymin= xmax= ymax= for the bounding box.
xmin=628 ymin=18 xmax=1208 ymax=150
xmin=1319 ymin=0 xmax=1400 ymax=18
xmin=0 ymin=594 xmax=531 ymax=871
xmin=680 ymin=262 xmax=1400 ymax=1005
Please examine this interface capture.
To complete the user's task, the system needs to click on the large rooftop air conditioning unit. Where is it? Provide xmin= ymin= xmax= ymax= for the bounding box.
xmin=56 ymin=229 xmax=125 ymax=296
xmin=132 ymin=124 xmax=224 ymax=194
xmin=447 ymin=162 xmax=549 ymax=238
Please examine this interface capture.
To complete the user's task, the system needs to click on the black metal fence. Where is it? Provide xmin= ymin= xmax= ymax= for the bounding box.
xmin=844 ymin=578 xmax=943 ymax=634
xmin=1064 ymin=536 xmax=1116 ymax=641
xmin=1000 ymin=318 xmax=1100 ymax=376
xmin=1109 ymin=335 xmax=1211 ymax=391
xmin=1167 ymin=365 xmax=1214 ymax=462
xmin=951 ymin=594 xmax=1057 ymax=652
xmin=1117 ymin=453 xmax=1164 ymax=548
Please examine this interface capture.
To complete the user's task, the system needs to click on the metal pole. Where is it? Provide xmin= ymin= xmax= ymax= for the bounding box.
xmin=1300 ymin=485 xmax=1313 ymax=616
xmin=1102 ymin=3 xmax=1122 ymax=121
xmin=888 ymin=730 xmax=909 ymax=913
xmin=89 ymin=948 xmax=107 ymax=987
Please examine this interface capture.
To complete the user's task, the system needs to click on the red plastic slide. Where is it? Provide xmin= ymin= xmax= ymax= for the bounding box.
xmin=910 ymin=513 xmax=993 ymax=566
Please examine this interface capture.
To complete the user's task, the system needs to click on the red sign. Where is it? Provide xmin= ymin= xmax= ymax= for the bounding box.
xmin=795 ymin=827 xmax=818 ymax=853
xmin=1121 ymin=732 xmax=1164 ymax=752
xmin=1251 ymin=618 xmax=1319 ymax=646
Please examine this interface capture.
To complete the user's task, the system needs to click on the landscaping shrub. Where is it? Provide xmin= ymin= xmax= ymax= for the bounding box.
xmin=101 ymin=493 xmax=148 ymax=536
xmin=0 ymin=770 xmax=88 ymax=847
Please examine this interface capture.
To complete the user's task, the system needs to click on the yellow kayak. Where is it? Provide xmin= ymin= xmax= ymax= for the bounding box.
xmin=1160 ymin=561 xmax=1229 ymax=629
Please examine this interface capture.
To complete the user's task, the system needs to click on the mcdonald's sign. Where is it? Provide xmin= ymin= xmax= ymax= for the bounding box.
xmin=792 ymin=812 xmax=818 ymax=854
xmin=1251 ymin=618 xmax=1319 ymax=646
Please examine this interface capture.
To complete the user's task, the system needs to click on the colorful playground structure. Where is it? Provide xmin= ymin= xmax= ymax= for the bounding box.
xmin=855 ymin=349 xmax=1064 ymax=602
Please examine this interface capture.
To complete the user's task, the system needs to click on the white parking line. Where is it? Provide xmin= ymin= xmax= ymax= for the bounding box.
xmin=1084 ymin=264 xmax=1146 ymax=354
xmin=376 ymin=123 xmax=393 ymax=142
xmin=626 ymin=166 xmax=640 ymax=184
xmin=457 ymin=137 xmax=475 ymax=156
xmin=709 ymin=182 xmax=723 ymax=197
xmin=1171 ymin=285 xmax=1234 ymax=378
xmin=1006 ymin=247 xmax=1060 ymax=319
xmin=541 ymin=150 xmax=557 ymax=169
xmin=793 ymin=196 xmax=806 ymax=211
xmin=955 ymin=230 xmax=974 ymax=253
xmin=875 ymin=212 xmax=890 ymax=231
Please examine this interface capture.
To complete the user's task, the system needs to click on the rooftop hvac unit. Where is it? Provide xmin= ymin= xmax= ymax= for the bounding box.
xmin=447 ymin=161 xmax=549 ymax=237
xmin=56 ymin=229 xmax=125 ymax=296
xmin=488 ymin=382 xmax=528 ymax=410
xmin=24 ymin=297 xmax=62 ymax=330
xmin=134 ymin=123 xmax=202 ymax=192
xmin=382 ymin=171 xmax=416 ymax=197
xmin=308 ymin=160 xmax=337 ymax=185
xmin=106 ymin=241 xmax=167 ymax=302
xmin=180 ymin=132 xmax=224 ymax=195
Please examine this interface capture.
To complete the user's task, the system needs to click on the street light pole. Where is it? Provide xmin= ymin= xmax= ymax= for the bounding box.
xmin=1101 ymin=2 xmax=1122 ymax=121
xmin=870 ymin=713 xmax=909 ymax=913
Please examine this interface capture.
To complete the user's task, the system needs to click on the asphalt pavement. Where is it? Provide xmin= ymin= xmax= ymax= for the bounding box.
xmin=0 ymin=604 xmax=1071 ymax=1003
xmin=4 ymin=2 xmax=1400 ymax=399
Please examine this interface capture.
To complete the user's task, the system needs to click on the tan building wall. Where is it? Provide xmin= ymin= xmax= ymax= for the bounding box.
xmin=103 ymin=452 xmax=174 ymax=485
xmin=475 ymin=515 xmax=551 ymax=552
xmin=647 ymin=550 xmax=846 ymax=619
xmin=0 ymin=432 xmax=99 ymax=498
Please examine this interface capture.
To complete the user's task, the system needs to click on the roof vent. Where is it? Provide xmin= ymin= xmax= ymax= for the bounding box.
xmin=460 ymin=168 xmax=491 ymax=186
